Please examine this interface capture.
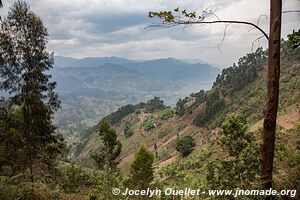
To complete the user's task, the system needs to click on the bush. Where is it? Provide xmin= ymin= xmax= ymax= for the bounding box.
xmin=59 ymin=163 xmax=95 ymax=193
xmin=0 ymin=182 xmax=61 ymax=200
xmin=143 ymin=118 xmax=155 ymax=130
xmin=123 ymin=124 xmax=134 ymax=138
xmin=158 ymin=108 xmax=174 ymax=120
xmin=175 ymin=136 xmax=196 ymax=157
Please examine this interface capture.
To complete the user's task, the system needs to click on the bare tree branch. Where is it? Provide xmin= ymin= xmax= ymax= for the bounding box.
xmin=148 ymin=20 xmax=269 ymax=40
xmin=251 ymin=35 xmax=266 ymax=51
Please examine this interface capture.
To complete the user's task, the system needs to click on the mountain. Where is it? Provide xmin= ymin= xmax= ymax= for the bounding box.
xmin=72 ymin=47 xmax=300 ymax=193
xmin=54 ymin=56 xmax=133 ymax=68
xmin=123 ymin=58 xmax=219 ymax=81
xmin=52 ymin=56 xmax=220 ymax=145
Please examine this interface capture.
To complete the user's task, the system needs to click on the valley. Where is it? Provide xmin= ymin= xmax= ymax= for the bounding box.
xmin=52 ymin=56 xmax=219 ymax=147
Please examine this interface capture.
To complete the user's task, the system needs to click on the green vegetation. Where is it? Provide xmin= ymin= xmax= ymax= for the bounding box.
xmin=193 ymin=90 xmax=225 ymax=127
xmin=60 ymin=163 xmax=95 ymax=193
xmin=91 ymin=122 xmax=122 ymax=169
xmin=101 ymin=96 xmax=166 ymax=126
xmin=213 ymin=48 xmax=266 ymax=91
xmin=123 ymin=123 xmax=134 ymax=138
xmin=287 ymin=29 xmax=300 ymax=50
xmin=143 ymin=117 xmax=155 ymax=130
xmin=101 ymin=104 xmax=136 ymax=125
xmin=0 ymin=1 xmax=65 ymax=183
xmin=158 ymin=107 xmax=174 ymax=120
xmin=124 ymin=146 xmax=154 ymax=190
xmin=206 ymin=114 xmax=259 ymax=190
xmin=175 ymin=136 xmax=196 ymax=157
xmin=175 ymin=97 xmax=188 ymax=116
xmin=143 ymin=96 xmax=166 ymax=113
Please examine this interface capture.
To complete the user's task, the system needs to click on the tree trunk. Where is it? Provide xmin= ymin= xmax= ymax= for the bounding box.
xmin=261 ymin=0 xmax=282 ymax=190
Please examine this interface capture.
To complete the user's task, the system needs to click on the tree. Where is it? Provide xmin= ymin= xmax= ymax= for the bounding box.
xmin=91 ymin=165 xmax=124 ymax=200
xmin=0 ymin=1 xmax=62 ymax=182
xmin=145 ymin=96 xmax=166 ymax=112
xmin=175 ymin=135 xmax=196 ymax=157
xmin=125 ymin=146 xmax=154 ymax=191
xmin=124 ymin=123 xmax=134 ymax=138
xmin=0 ymin=103 xmax=27 ymax=175
xmin=207 ymin=114 xmax=259 ymax=190
xmin=149 ymin=0 xmax=285 ymax=189
xmin=287 ymin=29 xmax=300 ymax=50
xmin=91 ymin=121 xmax=122 ymax=170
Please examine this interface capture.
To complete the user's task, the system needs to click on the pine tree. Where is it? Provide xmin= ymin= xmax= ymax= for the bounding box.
xmin=0 ymin=1 xmax=63 ymax=182
xmin=125 ymin=146 xmax=154 ymax=190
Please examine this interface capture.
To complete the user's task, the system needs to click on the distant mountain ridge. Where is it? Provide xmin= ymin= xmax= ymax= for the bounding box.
xmin=54 ymin=56 xmax=219 ymax=81
xmin=54 ymin=56 xmax=133 ymax=68
xmin=52 ymin=55 xmax=220 ymax=146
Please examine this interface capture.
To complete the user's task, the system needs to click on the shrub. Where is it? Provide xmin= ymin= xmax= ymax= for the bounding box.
xmin=59 ymin=163 xmax=95 ymax=193
xmin=158 ymin=108 xmax=174 ymax=120
xmin=143 ymin=118 xmax=155 ymax=130
xmin=175 ymin=136 xmax=196 ymax=157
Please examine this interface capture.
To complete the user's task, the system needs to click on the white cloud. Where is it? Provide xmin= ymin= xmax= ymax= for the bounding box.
xmin=1 ymin=0 xmax=299 ymax=68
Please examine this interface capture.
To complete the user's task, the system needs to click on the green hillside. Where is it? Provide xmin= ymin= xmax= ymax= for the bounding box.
xmin=74 ymin=45 xmax=300 ymax=191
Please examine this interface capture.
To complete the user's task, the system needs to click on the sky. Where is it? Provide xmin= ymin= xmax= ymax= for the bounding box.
xmin=1 ymin=0 xmax=299 ymax=68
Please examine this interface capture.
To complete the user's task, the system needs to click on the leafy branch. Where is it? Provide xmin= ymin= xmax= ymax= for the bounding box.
xmin=148 ymin=7 xmax=269 ymax=40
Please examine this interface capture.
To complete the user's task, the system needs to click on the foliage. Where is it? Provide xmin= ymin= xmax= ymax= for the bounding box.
xmin=175 ymin=136 xmax=196 ymax=157
xmin=123 ymin=123 xmax=134 ymax=138
xmin=0 ymin=182 xmax=61 ymax=200
xmin=90 ymin=165 xmax=124 ymax=200
xmin=100 ymin=97 xmax=166 ymax=126
xmin=206 ymin=114 xmax=259 ymax=190
xmin=143 ymin=117 xmax=155 ymax=130
xmin=175 ymin=97 xmax=189 ymax=116
xmin=287 ymin=29 xmax=300 ymax=50
xmin=0 ymin=1 xmax=63 ymax=182
xmin=160 ymin=162 xmax=185 ymax=179
xmin=143 ymin=96 xmax=166 ymax=113
xmin=91 ymin=122 xmax=122 ymax=170
xmin=213 ymin=47 xmax=267 ymax=91
xmin=124 ymin=146 xmax=154 ymax=190
xmin=59 ymin=163 xmax=95 ymax=193
xmin=193 ymin=90 xmax=225 ymax=127
xmin=101 ymin=104 xmax=136 ymax=125
xmin=176 ymin=90 xmax=205 ymax=116
xmin=158 ymin=107 xmax=174 ymax=120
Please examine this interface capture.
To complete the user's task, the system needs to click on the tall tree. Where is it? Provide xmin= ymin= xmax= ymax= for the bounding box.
xmin=149 ymin=0 xmax=286 ymax=189
xmin=261 ymin=0 xmax=282 ymax=190
xmin=0 ymin=1 xmax=61 ymax=182
xmin=207 ymin=114 xmax=259 ymax=190
xmin=91 ymin=121 xmax=122 ymax=170
xmin=125 ymin=145 xmax=154 ymax=191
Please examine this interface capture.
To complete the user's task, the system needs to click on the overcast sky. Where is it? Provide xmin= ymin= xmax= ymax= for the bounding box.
xmin=1 ymin=0 xmax=299 ymax=68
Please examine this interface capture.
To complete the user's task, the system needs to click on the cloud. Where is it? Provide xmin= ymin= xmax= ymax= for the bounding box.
xmin=1 ymin=0 xmax=299 ymax=68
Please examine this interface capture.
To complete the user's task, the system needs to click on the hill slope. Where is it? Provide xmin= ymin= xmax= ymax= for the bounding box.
xmin=53 ymin=56 xmax=219 ymax=146
xmin=74 ymin=47 xmax=300 ymax=193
